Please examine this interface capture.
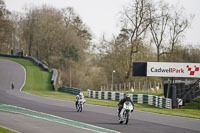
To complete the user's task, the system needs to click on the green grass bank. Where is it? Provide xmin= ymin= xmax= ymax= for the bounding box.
xmin=0 ymin=126 xmax=17 ymax=133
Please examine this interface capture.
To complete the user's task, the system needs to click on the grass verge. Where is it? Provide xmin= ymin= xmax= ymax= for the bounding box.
xmin=1 ymin=56 xmax=200 ymax=119
xmin=0 ymin=126 xmax=16 ymax=133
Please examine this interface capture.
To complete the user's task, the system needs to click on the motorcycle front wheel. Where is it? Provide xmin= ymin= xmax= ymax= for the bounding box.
xmin=79 ymin=104 xmax=82 ymax=112
xmin=77 ymin=104 xmax=80 ymax=112
xmin=125 ymin=112 xmax=129 ymax=125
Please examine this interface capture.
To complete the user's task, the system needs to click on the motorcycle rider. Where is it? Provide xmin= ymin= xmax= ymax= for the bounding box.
xmin=75 ymin=92 xmax=85 ymax=109
xmin=118 ymin=94 xmax=134 ymax=117
xmin=11 ymin=82 xmax=15 ymax=90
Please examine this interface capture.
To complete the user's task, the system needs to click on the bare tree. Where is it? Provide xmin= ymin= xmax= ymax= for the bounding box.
xmin=21 ymin=6 xmax=37 ymax=56
xmin=61 ymin=7 xmax=92 ymax=46
xmin=0 ymin=0 xmax=12 ymax=54
xmin=120 ymin=0 xmax=151 ymax=80
xmin=149 ymin=1 xmax=170 ymax=62
xmin=169 ymin=7 xmax=192 ymax=54
xmin=149 ymin=1 xmax=192 ymax=62
xmin=61 ymin=7 xmax=76 ymax=28
xmin=99 ymin=34 xmax=131 ymax=83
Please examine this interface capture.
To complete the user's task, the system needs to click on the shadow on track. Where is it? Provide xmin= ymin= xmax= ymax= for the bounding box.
xmin=96 ymin=122 xmax=123 ymax=125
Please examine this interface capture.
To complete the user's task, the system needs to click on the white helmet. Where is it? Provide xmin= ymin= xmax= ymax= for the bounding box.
xmin=79 ymin=92 xmax=83 ymax=96
xmin=126 ymin=94 xmax=130 ymax=98
xmin=125 ymin=94 xmax=131 ymax=100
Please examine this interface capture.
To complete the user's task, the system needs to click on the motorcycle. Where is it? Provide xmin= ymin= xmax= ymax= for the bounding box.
xmin=76 ymin=98 xmax=85 ymax=112
xmin=118 ymin=101 xmax=134 ymax=125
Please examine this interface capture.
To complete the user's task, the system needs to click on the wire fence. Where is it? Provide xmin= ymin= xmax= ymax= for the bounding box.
xmin=101 ymin=81 xmax=163 ymax=93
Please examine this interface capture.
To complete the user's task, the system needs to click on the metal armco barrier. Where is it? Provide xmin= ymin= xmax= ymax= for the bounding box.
xmin=58 ymin=87 xmax=80 ymax=95
xmin=88 ymin=89 xmax=172 ymax=109
xmin=25 ymin=56 xmax=49 ymax=71
xmin=51 ymin=69 xmax=58 ymax=90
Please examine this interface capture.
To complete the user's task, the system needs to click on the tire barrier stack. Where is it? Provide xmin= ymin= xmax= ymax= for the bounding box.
xmin=58 ymin=87 xmax=80 ymax=95
xmin=164 ymin=80 xmax=200 ymax=108
xmin=87 ymin=89 xmax=172 ymax=109
xmin=0 ymin=54 xmax=58 ymax=90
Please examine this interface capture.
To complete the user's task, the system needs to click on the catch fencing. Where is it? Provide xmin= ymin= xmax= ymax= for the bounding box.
xmin=88 ymin=89 xmax=172 ymax=109
xmin=101 ymin=81 xmax=163 ymax=92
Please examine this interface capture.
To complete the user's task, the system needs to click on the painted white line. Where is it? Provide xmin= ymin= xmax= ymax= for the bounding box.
xmin=20 ymin=65 xmax=26 ymax=91
xmin=0 ymin=104 xmax=121 ymax=133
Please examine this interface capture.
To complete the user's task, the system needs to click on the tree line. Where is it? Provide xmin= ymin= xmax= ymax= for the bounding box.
xmin=0 ymin=0 xmax=199 ymax=90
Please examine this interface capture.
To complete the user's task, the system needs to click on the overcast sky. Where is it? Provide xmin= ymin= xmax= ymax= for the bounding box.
xmin=4 ymin=0 xmax=200 ymax=45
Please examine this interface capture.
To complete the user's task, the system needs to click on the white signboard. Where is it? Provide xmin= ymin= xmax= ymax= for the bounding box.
xmin=147 ymin=62 xmax=200 ymax=78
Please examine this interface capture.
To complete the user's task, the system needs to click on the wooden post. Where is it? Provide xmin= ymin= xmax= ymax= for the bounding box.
xmin=139 ymin=82 xmax=140 ymax=91
xmin=149 ymin=82 xmax=151 ymax=93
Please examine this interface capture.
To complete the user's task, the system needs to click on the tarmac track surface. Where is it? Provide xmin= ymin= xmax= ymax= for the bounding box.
xmin=0 ymin=59 xmax=200 ymax=133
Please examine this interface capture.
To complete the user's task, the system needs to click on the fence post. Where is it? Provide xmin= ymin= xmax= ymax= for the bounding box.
xmin=139 ymin=82 xmax=141 ymax=91
xmin=172 ymin=85 xmax=177 ymax=108
xmin=148 ymin=81 xmax=154 ymax=92
xmin=115 ymin=84 xmax=118 ymax=91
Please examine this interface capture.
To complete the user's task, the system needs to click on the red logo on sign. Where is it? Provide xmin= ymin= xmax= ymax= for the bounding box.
xmin=186 ymin=65 xmax=199 ymax=75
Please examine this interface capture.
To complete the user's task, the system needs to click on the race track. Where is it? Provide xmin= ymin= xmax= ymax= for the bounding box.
xmin=0 ymin=59 xmax=200 ymax=133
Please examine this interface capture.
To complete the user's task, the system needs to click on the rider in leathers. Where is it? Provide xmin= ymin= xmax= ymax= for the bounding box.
xmin=118 ymin=94 xmax=134 ymax=116
xmin=75 ymin=92 xmax=85 ymax=108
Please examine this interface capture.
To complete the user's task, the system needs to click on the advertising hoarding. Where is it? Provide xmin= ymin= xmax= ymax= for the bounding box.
xmin=147 ymin=62 xmax=200 ymax=78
